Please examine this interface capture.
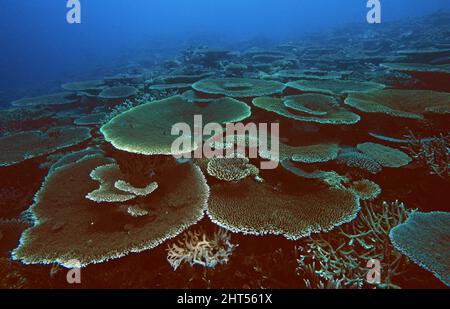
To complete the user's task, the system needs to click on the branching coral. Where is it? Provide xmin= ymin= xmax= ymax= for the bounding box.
xmin=296 ymin=201 xmax=415 ymax=289
xmin=403 ymin=131 xmax=450 ymax=179
xmin=167 ymin=229 xmax=237 ymax=271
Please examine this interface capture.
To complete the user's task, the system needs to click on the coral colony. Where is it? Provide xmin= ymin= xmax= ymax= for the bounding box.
xmin=0 ymin=8 xmax=449 ymax=289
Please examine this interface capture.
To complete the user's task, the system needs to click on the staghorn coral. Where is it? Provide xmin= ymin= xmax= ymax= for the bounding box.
xmin=390 ymin=211 xmax=450 ymax=286
xmin=297 ymin=200 xmax=414 ymax=289
xmin=403 ymin=131 xmax=450 ymax=178
xmin=207 ymin=157 xmax=259 ymax=182
xmin=167 ymin=229 xmax=237 ymax=271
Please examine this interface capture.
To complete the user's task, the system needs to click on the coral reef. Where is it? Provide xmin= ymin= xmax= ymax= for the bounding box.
xmin=403 ymin=131 xmax=450 ymax=178
xmin=0 ymin=126 xmax=92 ymax=167
xmin=357 ymin=142 xmax=412 ymax=168
xmin=297 ymin=201 xmax=415 ymax=288
xmin=98 ymin=86 xmax=138 ymax=100
xmin=253 ymin=96 xmax=361 ymax=125
xmin=11 ymin=92 xmax=78 ymax=107
xmin=345 ymin=89 xmax=450 ymax=119
xmin=192 ymin=78 xmax=286 ymax=98
xmin=390 ymin=211 xmax=450 ymax=286
xmin=100 ymin=95 xmax=251 ymax=155
xmin=286 ymin=79 xmax=385 ymax=96
xmin=12 ymin=155 xmax=210 ymax=268
xmin=207 ymin=157 xmax=259 ymax=182
xmin=207 ymin=178 xmax=360 ymax=240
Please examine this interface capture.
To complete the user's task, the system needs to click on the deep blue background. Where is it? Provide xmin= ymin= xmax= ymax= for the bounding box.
xmin=1 ymin=0 xmax=449 ymax=103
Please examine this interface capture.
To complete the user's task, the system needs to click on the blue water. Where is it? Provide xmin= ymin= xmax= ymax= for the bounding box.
xmin=1 ymin=0 xmax=450 ymax=104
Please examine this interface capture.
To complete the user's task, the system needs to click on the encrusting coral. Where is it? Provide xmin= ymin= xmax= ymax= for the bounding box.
xmin=167 ymin=229 xmax=237 ymax=271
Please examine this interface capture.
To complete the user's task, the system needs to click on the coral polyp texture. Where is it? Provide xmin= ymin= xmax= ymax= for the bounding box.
xmin=192 ymin=78 xmax=286 ymax=97
xmin=86 ymin=163 xmax=138 ymax=203
xmin=357 ymin=142 xmax=412 ymax=168
xmin=348 ymin=179 xmax=382 ymax=201
xmin=11 ymin=155 xmax=210 ymax=268
xmin=206 ymin=157 xmax=259 ymax=182
xmin=100 ymin=95 xmax=251 ymax=155
xmin=345 ymin=89 xmax=450 ymax=119
xmin=207 ymin=178 xmax=360 ymax=240
xmin=390 ymin=212 xmax=450 ymax=286
xmin=260 ymin=141 xmax=340 ymax=163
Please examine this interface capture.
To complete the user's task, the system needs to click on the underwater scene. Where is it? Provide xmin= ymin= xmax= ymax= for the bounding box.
xmin=0 ymin=0 xmax=449 ymax=291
